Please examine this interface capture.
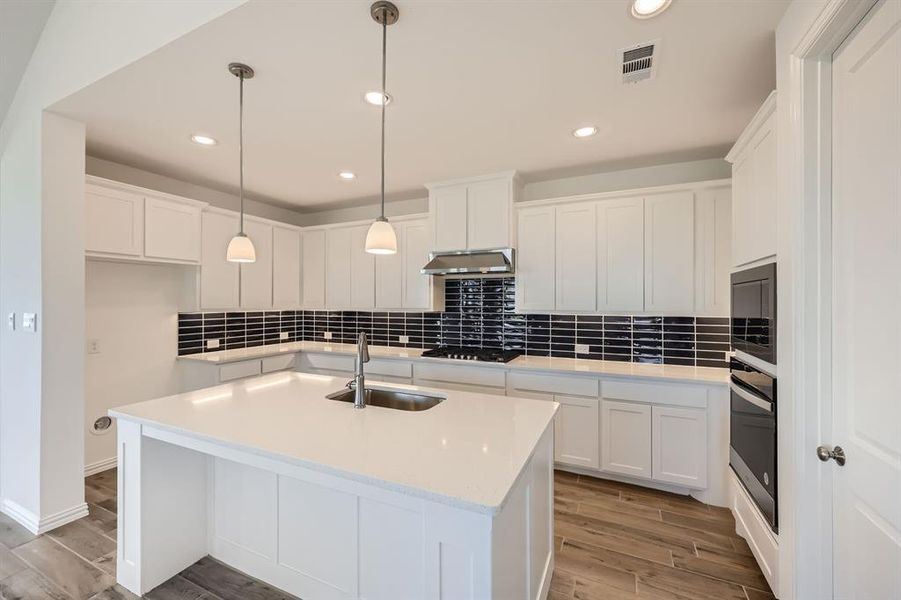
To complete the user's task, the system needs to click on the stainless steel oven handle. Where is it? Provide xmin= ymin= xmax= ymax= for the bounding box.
xmin=730 ymin=381 xmax=774 ymax=412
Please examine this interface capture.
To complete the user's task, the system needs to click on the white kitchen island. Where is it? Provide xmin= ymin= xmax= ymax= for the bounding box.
xmin=109 ymin=371 xmax=558 ymax=600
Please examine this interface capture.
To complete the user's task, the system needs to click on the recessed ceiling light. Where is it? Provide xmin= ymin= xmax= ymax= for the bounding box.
xmin=631 ymin=0 xmax=672 ymax=19
xmin=364 ymin=91 xmax=392 ymax=106
xmin=190 ymin=134 xmax=218 ymax=146
xmin=572 ymin=126 xmax=598 ymax=138
xmin=338 ymin=171 xmax=356 ymax=180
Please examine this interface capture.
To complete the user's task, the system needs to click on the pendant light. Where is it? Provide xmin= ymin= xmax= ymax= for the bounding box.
xmin=365 ymin=1 xmax=399 ymax=255
xmin=226 ymin=62 xmax=257 ymax=263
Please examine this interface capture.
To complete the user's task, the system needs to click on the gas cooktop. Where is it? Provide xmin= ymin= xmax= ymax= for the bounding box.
xmin=420 ymin=346 xmax=522 ymax=363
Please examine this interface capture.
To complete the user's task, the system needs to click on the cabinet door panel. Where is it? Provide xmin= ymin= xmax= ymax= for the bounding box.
xmin=555 ymin=203 xmax=597 ymax=312
xmin=694 ymin=188 xmax=731 ymax=316
xmin=597 ymin=198 xmax=644 ymax=312
xmin=554 ymin=395 xmax=600 ymax=469
xmin=515 ymin=207 xmax=556 ymax=311
xmin=750 ymin=127 xmax=777 ymax=263
xmin=200 ymin=211 xmax=240 ymax=309
xmin=467 ymin=178 xmax=511 ymax=249
xmin=144 ymin=196 xmax=201 ymax=262
xmin=272 ymin=226 xmax=301 ymax=308
xmin=85 ymin=186 xmax=143 ymax=256
xmin=652 ymin=406 xmax=707 ymax=488
xmin=303 ymin=229 xmax=327 ymax=309
xmin=326 ymin=227 xmax=353 ymax=309
xmin=730 ymin=153 xmax=754 ymax=267
xmin=644 ymin=192 xmax=695 ymax=313
xmin=376 ymin=227 xmax=404 ymax=309
xmin=601 ymin=400 xmax=652 ymax=479
xmin=349 ymin=225 xmax=375 ymax=309
xmin=432 ymin=187 xmax=468 ymax=251
xmin=240 ymin=219 xmax=273 ymax=309
xmin=403 ymin=220 xmax=431 ymax=309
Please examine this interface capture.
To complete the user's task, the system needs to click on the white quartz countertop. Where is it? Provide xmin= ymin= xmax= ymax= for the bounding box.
xmin=110 ymin=372 xmax=558 ymax=514
xmin=179 ymin=341 xmax=729 ymax=385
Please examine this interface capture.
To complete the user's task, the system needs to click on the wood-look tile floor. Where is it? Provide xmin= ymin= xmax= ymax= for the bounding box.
xmin=0 ymin=469 xmax=774 ymax=599
xmin=550 ymin=470 xmax=774 ymax=600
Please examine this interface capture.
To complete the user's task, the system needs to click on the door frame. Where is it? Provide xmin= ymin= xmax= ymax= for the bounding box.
xmin=776 ymin=1 xmax=878 ymax=599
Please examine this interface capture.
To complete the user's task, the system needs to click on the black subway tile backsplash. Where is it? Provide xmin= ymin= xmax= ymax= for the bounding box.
xmin=178 ymin=277 xmax=730 ymax=367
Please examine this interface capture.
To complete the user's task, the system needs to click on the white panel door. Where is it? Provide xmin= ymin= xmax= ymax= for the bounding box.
xmin=694 ymin=188 xmax=732 ymax=316
xmin=555 ymin=203 xmax=597 ymax=312
xmin=326 ymin=227 xmax=353 ymax=309
xmin=432 ymin=186 xmax=468 ymax=251
xmin=749 ymin=126 xmax=776 ymax=264
xmin=213 ymin=459 xmax=277 ymax=560
xmin=302 ymin=229 xmax=326 ymax=309
xmin=359 ymin=498 xmax=424 ymax=599
xmin=240 ymin=219 xmax=273 ymax=309
xmin=403 ymin=220 xmax=431 ymax=309
xmin=644 ymin=191 xmax=695 ymax=313
xmin=467 ymin=178 xmax=511 ymax=249
xmin=143 ymin=196 xmax=201 ymax=262
xmin=375 ymin=225 xmax=404 ymax=309
xmin=554 ymin=395 xmax=599 ymax=469
xmin=272 ymin=226 xmax=301 ymax=308
xmin=515 ymin=206 xmax=556 ymax=311
xmin=85 ymin=185 xmax=143 ymax=256
xmin=831 ymin=2 xmax=901 ymax=597
xmin=652 ymin=406 xmax=707 ymax=488
xmin=349 ymin=225 xmax=375 ymax=309
xmin=601 ymin=400 xmax=652 ymax=479
xmin=597 ymin=197 xmax=644 ymax=312
xmin=200 ymin=211 xmax=240 ymax=309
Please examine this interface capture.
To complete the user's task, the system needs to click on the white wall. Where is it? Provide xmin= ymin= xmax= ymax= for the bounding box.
xmin=84 ymin=261 xmax=195 ymax=470
xmin=0 ymin=0 xmax=245 ymax=532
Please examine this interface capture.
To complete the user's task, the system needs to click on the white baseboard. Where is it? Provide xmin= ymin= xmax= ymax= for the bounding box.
xmin=85 ymin=456 xmax=117 ymax=477
xmin=0 ymin=497 xmax=88 ymax=535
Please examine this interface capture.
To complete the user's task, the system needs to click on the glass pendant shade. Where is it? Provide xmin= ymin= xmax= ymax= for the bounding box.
xmin=365 ymin=218 xmax=397 ymax=254
xmin=226 ymin=233 xmax=256 ymax=263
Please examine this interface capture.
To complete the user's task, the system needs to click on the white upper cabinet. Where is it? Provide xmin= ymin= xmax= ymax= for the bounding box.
xmin=597 ymin=198 xmax=645 ymax=313
xmin=427 ymin=171 xmax=519 ymax=252
xmin=402 ymin=219 xmax=432 ymax=309
xmin=644 ymin=191 xmax=695 ymax=314
xmin=727 ymin=91 xmax=776 ymax=268
xmin=85 ymin=183 xmax=144 ymax=257
xmin=303 ymin=229 xmax=327 ymax=309
xmin=375 ymin=226 xmax=404 ymax=309
xmin=515 ymin=206 xmax=556 ymax=311
xmin=326 ymin=227 xmax=353 ymax=309
xmin=349 ymin=225 xmax=375 ymax=310
xmin=272 ymin=225 xmax=301 ymax=309
xmin=144 ymin=195 xmax=201 ymax=262
xmin=200 ymin=210 xmax=240 ymax=310
xmin=555 ymin=203 xmax=597 ymax=312
xmin=240 ymin=218 xmax=273 ymax=309
xmin=694 ymin=187 xmax=732 ymax=316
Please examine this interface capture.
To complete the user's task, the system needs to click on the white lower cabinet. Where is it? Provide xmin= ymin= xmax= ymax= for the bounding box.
xmin=600 ymin=400 xmax=653 ymax=479
xmin=652 ymin=405 xmax=707 ymax=488
xmin=554 ymin=396 xmax=600 ymax=469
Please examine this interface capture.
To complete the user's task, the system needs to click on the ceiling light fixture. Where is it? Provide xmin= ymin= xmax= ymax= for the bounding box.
xmin=190 ymin=134 xmax=218 ymax=146
xmin=225 ymin=62 xmax=257 ymax=264
xmin=364 ymin=90 xmax=392 ymax=106
xmin=573 ymin=126 xmax=598 ymax=138
xmin=631 ymin=0 xmax=672 ymax=19
xmin=365 ymin=1 xmax=400 ymax=255
xmin=338 ymin=171 xmax=357 ymax=180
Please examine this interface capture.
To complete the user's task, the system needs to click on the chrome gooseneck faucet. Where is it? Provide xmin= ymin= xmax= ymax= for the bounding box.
xmin=350 ymin=332 xmax=371 ymax=409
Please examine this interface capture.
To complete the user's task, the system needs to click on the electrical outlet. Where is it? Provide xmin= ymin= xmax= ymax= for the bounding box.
xmin=7 ymin=313 xmax=14 ymax=331
xmin=575 ymin=343 xmax=590 ymax=355
xmin=87 ymin=339 xmax=101 ymax=354
xmin=324 ymin=331 xmax=333 ymax=340
xmin=206 ymin=339 xmax=220 ymax=350
xmin=22 ymin=313 xmax=36 ymax=332
xmin=279 ymin=331 xmax=289 ymax=341
xmin=398 ymin=335 xmax=410 ymax=344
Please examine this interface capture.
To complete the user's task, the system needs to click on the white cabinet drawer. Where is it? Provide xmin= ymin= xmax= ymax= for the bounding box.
xmin=413 ymin=363 xmax=506 ymax=389
xmin=262 ymin=354 xmax=296 ymax=374
xmin=601 ymin=379 xmax=708 ymax=409
xmin=507 ymin=372 xmax=598 ymax=398
xmin=219 ymin=360 xmax=262 ymax=382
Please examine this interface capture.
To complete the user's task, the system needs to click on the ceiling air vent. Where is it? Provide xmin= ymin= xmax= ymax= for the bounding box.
xmin=619 ymin=40 xmax=660 ymax=84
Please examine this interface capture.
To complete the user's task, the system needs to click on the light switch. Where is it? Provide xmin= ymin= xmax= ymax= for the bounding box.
xmin=7 ymin=313 xmax=14 ymax=331
xmin=22 ymin=313 xmax=36 ymax=332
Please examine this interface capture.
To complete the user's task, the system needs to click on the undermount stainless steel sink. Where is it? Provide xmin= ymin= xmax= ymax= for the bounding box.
xmin=326 ymin=388 xmax=444 ymax=411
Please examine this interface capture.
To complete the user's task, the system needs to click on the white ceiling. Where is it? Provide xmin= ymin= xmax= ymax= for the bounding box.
xmin=53 ymin=0 xmax=787 ymax=211
xmin=0 ymin=0 xmax=55 ymax=127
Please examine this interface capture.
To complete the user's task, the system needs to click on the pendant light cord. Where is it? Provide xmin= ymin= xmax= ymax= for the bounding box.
xmin=239 ymin=71 xmax=246 ymax=234
xmin=379 ymin=18 xmax=387 ymax=220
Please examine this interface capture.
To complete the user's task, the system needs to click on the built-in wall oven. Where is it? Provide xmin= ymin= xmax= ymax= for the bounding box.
xmin=731 ymin=263 xmax=776 ymax=366
xmin=729 ymin=357 xmax=777 ymax=532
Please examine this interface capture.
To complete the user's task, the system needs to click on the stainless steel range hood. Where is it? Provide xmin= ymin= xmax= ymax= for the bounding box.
xmin=421 ymin=248 xmax=514 ymax=276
